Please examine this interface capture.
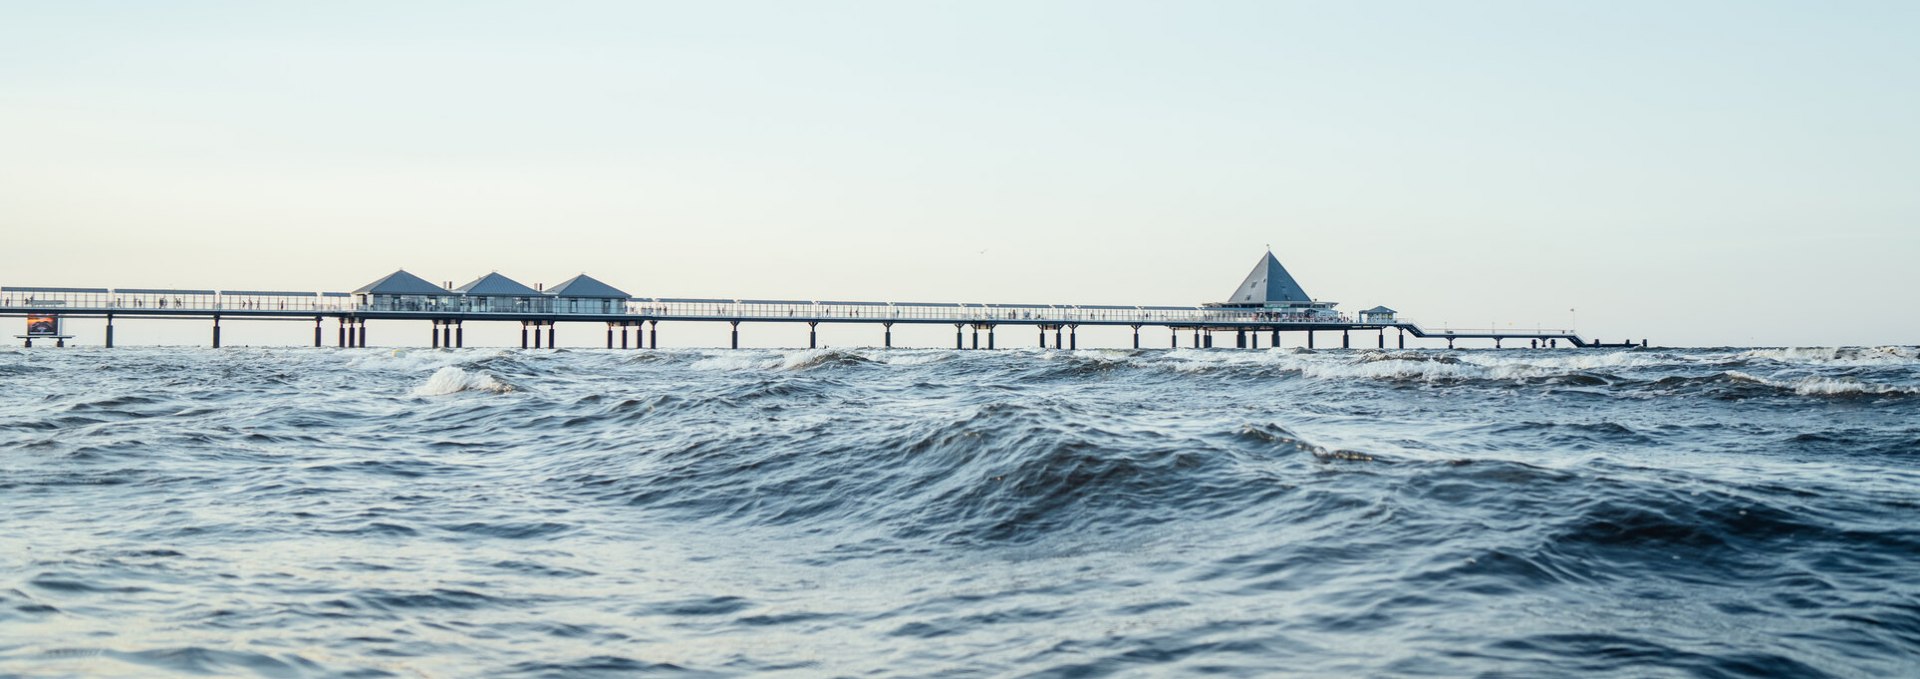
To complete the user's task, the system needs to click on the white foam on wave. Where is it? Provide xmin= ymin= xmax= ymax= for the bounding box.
xmin=1736 ymin=346 xmax=1920 ymax=366
xmin=879 ymin=350 xmax=953 ymax=367
xmin=1454 ymin=350 xmax=1677 ymax=372
xmin=1725 ymin=370 xmax=1918 ymax=397
xmin=1145 ymin=348 xmax=1507 ymax=382
xmin=412 ymin=366 xmax=515 ymax=396
xmin=689 ymin=350 xmax=784 ymax=371
xmin=1301 ymin=356 xmax=1496 ymax=381
xmin=1136 ymin=347 xmax=1676 ymax=383
xmin=778 ymin=348 xmax=864 ymax=371
xmin=349 ymin=347 xmax=510 ymax=373
xmin=686 ymin=347 xmax=903 ymax=371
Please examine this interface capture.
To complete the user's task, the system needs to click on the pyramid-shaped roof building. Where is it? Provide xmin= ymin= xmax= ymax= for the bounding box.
xmin=353 ymin=269 xmax=447 ymax=295
xmin=546 ymin=273 xmax=630 ymax=299
xmin=455 ymin=272 xmax=541 ymax=297
xmin=1225 ymin=251 xmax=1312 ymax=305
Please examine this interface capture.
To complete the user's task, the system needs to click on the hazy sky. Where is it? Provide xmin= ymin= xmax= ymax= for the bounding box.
xmin=3 ymin=1 xmax=1916 ymax=347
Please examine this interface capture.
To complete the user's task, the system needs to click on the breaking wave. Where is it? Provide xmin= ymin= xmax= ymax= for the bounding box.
xmin=412 ymin=365 xmax=515 ymax=395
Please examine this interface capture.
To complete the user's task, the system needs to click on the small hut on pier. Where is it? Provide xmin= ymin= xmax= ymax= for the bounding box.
xmin=1359 ymin=306 xmax=1397 ymax=323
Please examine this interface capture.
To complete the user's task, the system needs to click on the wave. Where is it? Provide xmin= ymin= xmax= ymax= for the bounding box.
xmin=412 ymin=366 xmax=515 ymax=396
xmin=688 ymin=348 xmax=870 ymax=372
xmin=601 ymin=400 xmax=1335 ymax=546
xmin=1735 ymin=346 xmax=1920 ymax=366
xmin=1725 ymin=371 xmax=1920 ymax=397
xmin=348 ymin=347 xmax=513 ymax=374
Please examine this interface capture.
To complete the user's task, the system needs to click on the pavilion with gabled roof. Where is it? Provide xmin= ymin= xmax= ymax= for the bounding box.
xmin=456 ymin=272 xmax=546 ymax=313
xmin=353 ymin=269 xmax=453 ymax=312
xmin=547 ymin=273 xmax=630 ymax=314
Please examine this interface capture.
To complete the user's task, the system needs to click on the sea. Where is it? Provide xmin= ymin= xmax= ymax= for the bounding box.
xmin=1 ymin=345 xmax=1916 ymax=678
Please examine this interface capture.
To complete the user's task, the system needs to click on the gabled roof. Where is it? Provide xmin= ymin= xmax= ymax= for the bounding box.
xmin=455 ymin=272 xmax=540 ymax=297
xmin=353 ymin=270 xmax=446 ymax=295
xmin=1362 ymin=306 xmax=1397 ymax=314
xmin=546 ymin=273 xmax=630 ymax=299
xmin=1225 ymin=251 xmax=1312 ymax=305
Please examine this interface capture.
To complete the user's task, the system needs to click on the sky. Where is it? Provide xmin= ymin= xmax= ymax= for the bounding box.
xmin=2 ymin=1 xmax=1916 ymax=347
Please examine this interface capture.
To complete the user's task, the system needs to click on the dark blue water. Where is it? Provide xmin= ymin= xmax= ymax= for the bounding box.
xmin=2 ymin=346 xmax=1916 ymax=677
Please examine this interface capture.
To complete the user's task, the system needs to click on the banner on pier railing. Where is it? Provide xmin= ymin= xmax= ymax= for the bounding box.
xmin=26 ymin=314 xmax=61 ymax=336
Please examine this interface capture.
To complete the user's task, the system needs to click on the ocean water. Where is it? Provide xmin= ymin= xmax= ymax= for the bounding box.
xmin=1 ymin=346 xmax=1916 ymax=678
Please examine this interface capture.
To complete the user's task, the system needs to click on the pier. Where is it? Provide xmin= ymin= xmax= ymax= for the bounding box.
xmin=0 ymin=254 xmax=1641 ymax=350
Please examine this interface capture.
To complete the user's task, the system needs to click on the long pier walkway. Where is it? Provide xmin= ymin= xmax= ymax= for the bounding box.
xmin=0 ymin=287 xmax=1633 ymax=350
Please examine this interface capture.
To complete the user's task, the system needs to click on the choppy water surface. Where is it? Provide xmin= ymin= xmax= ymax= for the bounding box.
xmin=2 ymin=346 xmax=1916 ymax=677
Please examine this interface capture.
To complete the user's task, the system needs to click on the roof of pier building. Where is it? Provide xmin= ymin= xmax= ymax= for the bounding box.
xmin=1223 ymin=251 xmax=1313 ymax=306
xmin=354 ymin=270 xmax=448 ymax=296
xmin=1362 ymin=306 xmax=1397 ymax=314
xmin=455 ymin=272 xmax=541 ymax=297
xmin=547 ymin=274 xmax=630 ymax=299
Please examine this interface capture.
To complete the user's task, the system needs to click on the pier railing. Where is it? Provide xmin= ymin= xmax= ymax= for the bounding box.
xmin=622 ymin=298 xmax=1355 ymax=325
xmin=0 ymin=288 xmax=357 ymax=313
xmin=2 ymin=287 xmax=1377 ymax=327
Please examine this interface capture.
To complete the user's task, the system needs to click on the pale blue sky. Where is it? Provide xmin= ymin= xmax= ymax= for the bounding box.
xmin=3 ymin=1 xmax=1916 ymax=347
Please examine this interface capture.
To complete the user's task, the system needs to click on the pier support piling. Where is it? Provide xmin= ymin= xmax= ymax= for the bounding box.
xmin=212 ymin=316 xmax=221 ymax=349
xmin=357 ymin=321 xmax=367 ymax=348
xmin=1271 ymin=328 xmax=1280 ymax=346
xmin=1307 ymin=331 xmax=1314 ymax=349
xmin=731 ymin=321 xmax=741 ymax=349
xmin=311 ymin=317 xmax=320 ymax=348
xmin=1055 ymin=326 xmax=1064 ymax=350
xmin=520 ymin=322 xmax=529 ymax=349
xmin=971 ymin=326 xmax=978 ymax=350
xmin=649 ymin=321 xmax=658 ymax=349
xmin=1399 ymin=328 xmax=1405 ymax=349
xmin=455 ymin=323 xmax=463 ymax=348
xmin=546 ymin=323 xmax=556 ymax=349
xmin=432 ymin=321 xmax=441 ymax=348
xmin=1040 ymin=326 xmax=1047 ymax=348
xmin=1132 ymin=325 xmax=1140 ymax=349
xmin=1342 ymin=330 xmax=1349 ymax=349
xmin=809 ymin=322 xmax=818 ymax=349
xmin=1069 ymin=326 xmax=1077 ymax=350
xmin=1379 ymin=329 xmax=1385 ymax=349
xmin=955 ymin=324 xmax=963 ymax=350
xmin=106 ymin=315 xmax=116 ymax=348
xmin=884 ymin=322 xmax=893 ymax=348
